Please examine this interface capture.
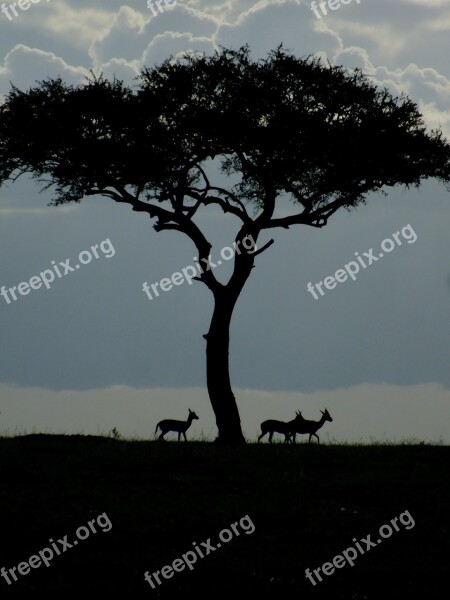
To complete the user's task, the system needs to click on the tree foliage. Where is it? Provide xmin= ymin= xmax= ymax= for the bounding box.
xmin=1 ymin=46 xmax=449 ymax=237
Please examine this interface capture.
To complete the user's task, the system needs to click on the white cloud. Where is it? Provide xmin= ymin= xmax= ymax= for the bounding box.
xmin=44 ymin=2 xmax=113 ymax=47
xmin=1 ymin=383 xmax=449 ymax=443
xmin=0 ymin=44 xmax=88 ymax=96
xmin=397 ymin=0 xmax=450 ymax=6
xmin=89 ymin=3 xmax=217 ymax=71
xmin=141 ymin=32 xmax=216 ymax=68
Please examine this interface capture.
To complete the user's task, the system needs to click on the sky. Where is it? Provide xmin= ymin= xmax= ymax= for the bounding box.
xmin=1 ymin=0 xmax=450 ymax=443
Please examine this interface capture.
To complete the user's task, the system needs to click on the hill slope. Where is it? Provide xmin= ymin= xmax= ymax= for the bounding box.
xmin=0 ymin=436 xmax=448 ymax=597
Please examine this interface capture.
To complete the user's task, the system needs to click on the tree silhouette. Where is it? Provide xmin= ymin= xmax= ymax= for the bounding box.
xmin=1 ymin=46 xmax=449 ymax=443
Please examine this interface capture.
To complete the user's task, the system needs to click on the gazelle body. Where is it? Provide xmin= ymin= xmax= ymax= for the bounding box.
xmin=155 ymin=409 xmax=199 ymax=441
xmin=288 ymin=409 xmax=333 ymax=444
xmin=258 ymin=411 xmax=304 ymax=444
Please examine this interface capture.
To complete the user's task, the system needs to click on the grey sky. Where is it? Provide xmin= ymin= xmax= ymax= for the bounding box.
xmin=1 ymin=0 xmax=450 ymax=442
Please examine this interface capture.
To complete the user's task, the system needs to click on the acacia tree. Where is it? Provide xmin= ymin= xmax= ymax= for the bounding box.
xmin=1 ymin=46 xmax=449 ymax=443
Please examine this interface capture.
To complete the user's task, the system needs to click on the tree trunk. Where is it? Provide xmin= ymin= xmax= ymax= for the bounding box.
xmin=206 ymin=290 xmax=246 ymax=444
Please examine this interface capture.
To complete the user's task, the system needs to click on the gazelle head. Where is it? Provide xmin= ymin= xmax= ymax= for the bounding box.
xmin=188 ymin=408 xmax=199 ymax=421
xmin=294 ymin=411 xmax=304 ymax=421
xmin=321 ymin=409 xmax=333 ymax=422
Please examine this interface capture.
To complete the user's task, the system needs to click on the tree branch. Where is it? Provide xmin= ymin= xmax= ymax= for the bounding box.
xmin=206 ymin=185 xmax=250 ymax=219
xmin=102 ymin=183 xmax=223 ymax=294
xmin=262 ymin=195 xmax=349 ymax=230
xmin=153 ymin=222 xmax=183 ymax=233
xmin=187 ymin=164 xmax=251 ymax=223
xmin=250 ymin=238 xmax=274 ymax=257
xmin=187 ymin=189 xmax=251 ymax=224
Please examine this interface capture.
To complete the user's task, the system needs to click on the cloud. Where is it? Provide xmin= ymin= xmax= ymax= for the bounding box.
xmin=43 ymin=1 xmax=113 ymax=48
xmin=1 ymin=383 xmax=449 ymax=443
xmin=0 ymin=44 xmax=88 ymax=96
xmin=89 ymin=4 xmax=218 ymax=72
xmin=397 ymin=0 xmax=450 ymax=6
xmin=216 ymin=0 xmax=340 ymax=60
xmin=141 ymin=32 xmax=216 ymax=68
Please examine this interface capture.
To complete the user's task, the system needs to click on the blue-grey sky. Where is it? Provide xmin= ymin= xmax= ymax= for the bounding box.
xmin=1 ymin=0 xmax=450 ymax=442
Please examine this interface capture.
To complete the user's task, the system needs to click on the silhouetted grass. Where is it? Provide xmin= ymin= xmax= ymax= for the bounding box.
xmin=0 ymin=435 xmax=448 ymax=597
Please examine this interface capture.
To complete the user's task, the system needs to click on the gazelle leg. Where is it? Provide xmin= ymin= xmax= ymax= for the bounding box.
xmin=183 ymin=432 xmax=187 ymax=441
xmin=159 ymin=432 xmax=165 ymax=441
xmin=258 ymin=432 xmax=265 ymax=442
xmin=269 ymin=432 xmax=273 ymax=443
xmin=178 ymin=432 xmax=181 ymax=442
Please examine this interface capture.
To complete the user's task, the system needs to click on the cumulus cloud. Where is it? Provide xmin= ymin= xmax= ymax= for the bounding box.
xmin=0 ymin=44 xmax=88 ymax=97
xmin=89 ymin=4 xmax=218 ymax=72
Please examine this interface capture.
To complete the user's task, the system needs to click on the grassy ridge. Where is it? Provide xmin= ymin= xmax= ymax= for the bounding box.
xmin=0 ymin=435 xmax=449 ymax=597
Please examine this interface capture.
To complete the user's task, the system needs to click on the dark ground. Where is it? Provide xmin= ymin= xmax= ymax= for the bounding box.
xmin=0 ymin=435 xmax=448 ymax=598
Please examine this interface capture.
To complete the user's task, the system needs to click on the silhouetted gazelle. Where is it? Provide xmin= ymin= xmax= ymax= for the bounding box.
xmin=258 ymin=411 xmax=304 ymax=444
xmin=155 ymin=409 xmax=199 ymax=441
xmin=288 ymin=409 xmax=333 ymax=444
